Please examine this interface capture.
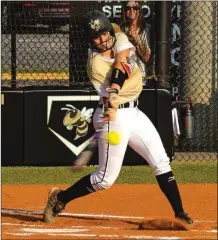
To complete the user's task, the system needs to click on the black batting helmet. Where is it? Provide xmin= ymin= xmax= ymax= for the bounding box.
xmin=80 ymin=10 xmax=116 ymax=51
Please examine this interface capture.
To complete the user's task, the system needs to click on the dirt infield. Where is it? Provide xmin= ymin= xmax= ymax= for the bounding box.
xmin=2 ymin=184 xmax=217 ymax=239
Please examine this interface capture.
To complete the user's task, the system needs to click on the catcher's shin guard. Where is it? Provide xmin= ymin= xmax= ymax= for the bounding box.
xmin=43 ymin=188 xmax=65 ymax=224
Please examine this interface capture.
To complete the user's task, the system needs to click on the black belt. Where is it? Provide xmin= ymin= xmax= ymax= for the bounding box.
xmin=98 ymin=99 xmax=139 ymax=109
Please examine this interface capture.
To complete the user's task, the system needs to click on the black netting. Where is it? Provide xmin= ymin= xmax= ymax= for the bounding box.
xmin=1 ymin=1 xmax=217 ymax=161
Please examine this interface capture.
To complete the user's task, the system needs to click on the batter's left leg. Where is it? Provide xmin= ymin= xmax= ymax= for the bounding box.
xmin=155 ymin=171 xmax=193 ymax=224
xmin=128 ymin=109 xmax=193 ymax=224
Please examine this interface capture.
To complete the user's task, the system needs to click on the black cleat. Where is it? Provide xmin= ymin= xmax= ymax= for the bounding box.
xmin=43 ymin=188 xmax=65 ymax=224
xmin=175 ymin=212 xmax=193 ymax=224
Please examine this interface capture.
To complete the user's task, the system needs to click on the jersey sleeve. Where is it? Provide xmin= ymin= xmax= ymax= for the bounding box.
xmin=87 ymin=53 xmax=110 ymax=97
xmin=113 ymin=32 xmax=135 ymax=55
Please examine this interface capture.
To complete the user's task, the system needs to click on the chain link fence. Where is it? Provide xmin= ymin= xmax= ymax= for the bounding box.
xmin=171 ymin=1 xmax=217 ymax=161
xmin=1 ymin=1 xmax=217 ymax=161
xmin=1 ymin=1 xmax=102 ymax=88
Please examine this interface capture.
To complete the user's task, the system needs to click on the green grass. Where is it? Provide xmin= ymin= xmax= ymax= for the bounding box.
xmin=1 ymin=161 xmax=217 ymax=185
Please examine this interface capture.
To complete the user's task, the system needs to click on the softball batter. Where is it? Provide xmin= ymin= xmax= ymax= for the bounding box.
xmin=43 ymin=10 xmax=193 ymax=225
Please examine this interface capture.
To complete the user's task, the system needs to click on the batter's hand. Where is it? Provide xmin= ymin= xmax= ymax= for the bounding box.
xmin=104 ymin=90 xmax=120 ymax=122
xmin=108 ymin=92 xmax=119 ymax=109
xmin=104 ymin=88 xmax=120 ymax=122
xmin=105 ymin=107 xmax=117 ymax=122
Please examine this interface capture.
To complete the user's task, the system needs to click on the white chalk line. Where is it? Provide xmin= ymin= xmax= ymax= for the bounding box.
xmin=194 ymin=220 xmax=217 ymax=223
xmin=23 ymin=228 xmax=89 ymax=233
xmin=2 ymin=222 xmax=38 ymax=227
xmin=1 ymin=208 xmax=216 ymax=223
xmin=6 ymin=233 xmax=34 ymax=236
xmin=4 ymin=224 xmax=217 ymax=234
xmin=191 ymin=229 xmax=217 ymax=233
xmin=3 ymin=222 xmax=218 ymax=240
xmin=2 ymin=222 xmax=119 ymax=229
xmin=3 ymin=223 xmax=217 ymax=233
xmin=5 ymin=232 xmax=218 ymax=240
xmin=2 ymin=208 xmax=217 ymax=239
xmin=1 ymin=208 xmax=144 ymax=220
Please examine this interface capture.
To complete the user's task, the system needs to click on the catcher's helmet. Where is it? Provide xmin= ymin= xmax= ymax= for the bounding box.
xmin=80 ymin=10 xmax=116 ymax=52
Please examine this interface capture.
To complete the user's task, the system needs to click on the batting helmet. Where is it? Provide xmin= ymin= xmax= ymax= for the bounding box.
xmin=80 ymin=10 xmax=116 ymax=52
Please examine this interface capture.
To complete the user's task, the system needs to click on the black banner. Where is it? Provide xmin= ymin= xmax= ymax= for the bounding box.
xmin=24 ymin=90 xmax=98 ymax=165
xmin=2 ymin=89 xmax=173 ymax=166
xmin=100 ymin=1 xmax=154 ymax=25
xmin=1 ymin=91 xmax=24 ymax=165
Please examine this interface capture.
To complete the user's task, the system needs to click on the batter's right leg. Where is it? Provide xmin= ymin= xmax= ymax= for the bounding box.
xmin=91 ymin=121 xmax=129 ymax=190
xmin=43 ymin=173 xmax=95 ymax=223
xmin=43 ymin=120 xmax=129 ymax=224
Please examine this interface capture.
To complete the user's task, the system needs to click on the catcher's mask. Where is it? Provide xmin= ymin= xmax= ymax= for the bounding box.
xmin=80 ymin=10 xmax=116 ymax=52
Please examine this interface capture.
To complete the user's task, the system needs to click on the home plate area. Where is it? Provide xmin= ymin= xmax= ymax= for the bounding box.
xmin=1 ymin=209 xmax=217 ymax=240
xmin=1 ymin=184 xmax=217 ymax=239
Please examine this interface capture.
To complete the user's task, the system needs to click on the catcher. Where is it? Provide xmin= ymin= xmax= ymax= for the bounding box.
xmin=43 ymin=10 xmax=193 ymax=225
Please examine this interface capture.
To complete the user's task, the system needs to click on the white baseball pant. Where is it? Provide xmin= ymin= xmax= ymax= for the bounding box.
xmin=90 ymin=105 xmax=172 ymax=191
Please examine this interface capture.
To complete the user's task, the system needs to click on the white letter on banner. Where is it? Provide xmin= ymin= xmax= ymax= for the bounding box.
xmin=142 ymin=5 xmax=151 ymax=18
xmin=172 ymin=23 xmax=180 ymax=42
xmin=102 ymin=5 xmax=112 ymax=18
xmin=171 ymin=47 xmax=180 ymax=66
xmin=113 ymin=5 xmax=121 ymax=18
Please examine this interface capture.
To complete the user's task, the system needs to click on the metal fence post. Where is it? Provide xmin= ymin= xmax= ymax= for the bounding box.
xmin=155 ymin=1 xmax=172 ymax=89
